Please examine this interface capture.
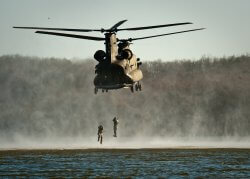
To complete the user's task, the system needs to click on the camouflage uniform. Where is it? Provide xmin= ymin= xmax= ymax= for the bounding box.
xmin=98 ymin=125 xmax=103 ymax=143
xmin=113 ymin=117 xmax=119 ymax=137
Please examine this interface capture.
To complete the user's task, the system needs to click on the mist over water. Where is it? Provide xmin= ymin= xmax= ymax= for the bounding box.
xmin=0 ymin=55 xmax=249 ymax=149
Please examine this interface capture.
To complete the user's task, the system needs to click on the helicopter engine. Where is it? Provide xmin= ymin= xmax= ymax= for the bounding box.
xmin=119 ymin=49 xmax=133 ymax=60
xmin=117 ymin=49 xmax=133 ymax=60
xmin=94 ymin=50 xmax=106 ymax=62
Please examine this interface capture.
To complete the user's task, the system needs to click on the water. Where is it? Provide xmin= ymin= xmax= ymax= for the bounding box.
xmin=0 ymin=149 xmax=249 ymax=178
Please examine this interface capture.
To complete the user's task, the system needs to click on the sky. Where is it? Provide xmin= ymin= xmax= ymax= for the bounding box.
xmin=1 ymin=0 xmax=250 ymax=61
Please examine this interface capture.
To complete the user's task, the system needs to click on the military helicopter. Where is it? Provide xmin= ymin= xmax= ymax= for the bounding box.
xmin=13 ymin=20 xmax=204 ymax=94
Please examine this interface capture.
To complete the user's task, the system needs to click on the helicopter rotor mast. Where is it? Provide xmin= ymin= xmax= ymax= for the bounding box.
xmin=102 ymin=20 xmax=128 ymax=63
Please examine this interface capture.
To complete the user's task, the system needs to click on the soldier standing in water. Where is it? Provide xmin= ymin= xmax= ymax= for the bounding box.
xmin=113 ymin=117 xmax=119 ymax=137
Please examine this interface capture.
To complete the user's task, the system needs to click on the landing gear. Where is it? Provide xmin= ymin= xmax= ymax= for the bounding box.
xmin=131 ymin=82 xmax=142 ymax=93
xmin=135 ymin=82 xmax=142 ymax=91
xmin=138 ymin=83 xmax=142 ymax=91
xmin=95 ymin=87 xmax=108 ymax=94
xmin=130 ymin=85 xmax=134 ymax=93
xmin=102 ymin=89 xmax=108 ymax=93
xmin=94 ymin=87 xmax=98 ymax=94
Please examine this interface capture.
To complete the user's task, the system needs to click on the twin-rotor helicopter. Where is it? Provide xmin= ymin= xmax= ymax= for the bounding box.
xmin=14 ymin=20 xmax=204 ymax=94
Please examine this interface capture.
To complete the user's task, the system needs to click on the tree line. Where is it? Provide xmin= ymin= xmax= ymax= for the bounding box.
xmin=0 ymin=54 xmax=249 ymax=141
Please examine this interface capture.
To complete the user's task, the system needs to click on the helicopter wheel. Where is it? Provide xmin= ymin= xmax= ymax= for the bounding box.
xmin=135 ymin=84 xmax=138 ymax=91
xmin=139 ymin=83 xmax=142 ymax=91
xmin=102 ymin=89 xmax=105 ymax=93
xmin=94 ymin=87 xmax=98 ymax=94
xmin=135 ymin=82 xmax=141 ymax=92
xmin=130 ymin=86 xmax=134 ymax=93
xmin=106 ymin=89 xmax=108 ymax=92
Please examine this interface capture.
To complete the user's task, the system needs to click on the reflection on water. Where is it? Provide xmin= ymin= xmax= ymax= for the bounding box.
xmin=0 ymin=149 xmax=249 ymax=178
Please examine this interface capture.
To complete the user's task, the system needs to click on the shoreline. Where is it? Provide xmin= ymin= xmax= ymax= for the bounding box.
xmin=0 ymin=147 xmax=250 ymax=152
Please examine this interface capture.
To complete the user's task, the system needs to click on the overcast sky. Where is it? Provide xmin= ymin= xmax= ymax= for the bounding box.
xmin=1 ymin=0 xmax=250 ymax=61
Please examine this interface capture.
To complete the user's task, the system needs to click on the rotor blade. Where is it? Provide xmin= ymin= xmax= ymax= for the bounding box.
xmin=109 ymin=20 xmax=127 ymax=31
xmin=13 ymin=26 xmax=102 ymax=32
xmin=117 ymin=22 xmax=193 ymax=31
xmin=125 ymin=28 xmax=205 ymax=41
xmin=35 ymin=31 xmax=105 ymax=41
